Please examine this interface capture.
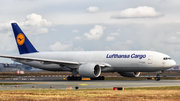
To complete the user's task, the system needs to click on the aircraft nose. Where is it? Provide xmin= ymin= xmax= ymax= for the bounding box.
xmin=171 ymin=60 xmax=176 ymax=67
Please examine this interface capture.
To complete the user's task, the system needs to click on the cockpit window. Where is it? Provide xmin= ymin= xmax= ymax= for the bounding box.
xmin=163 ymin=57 xmax=172 ymax=60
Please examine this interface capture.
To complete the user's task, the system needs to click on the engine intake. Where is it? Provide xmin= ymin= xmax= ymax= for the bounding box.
xmin=77 ymin=63 xmax=101 ymax=78
xmin=118 ymin=72 xmax=140 ymax=77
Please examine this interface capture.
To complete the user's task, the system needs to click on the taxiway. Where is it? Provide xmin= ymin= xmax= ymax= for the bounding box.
xmin=0 ymin=79 xmax=180 ymax=90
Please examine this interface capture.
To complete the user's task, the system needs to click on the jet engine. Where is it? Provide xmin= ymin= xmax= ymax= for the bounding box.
xmin=118 ymin=72 xmax=140 ymax=77
xmin=77 ymin=63 xmax=101 ymax=78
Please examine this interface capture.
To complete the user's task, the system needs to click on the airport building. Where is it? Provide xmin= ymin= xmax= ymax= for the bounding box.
xmin=0 ymin=63 xmax=42 ymax=72
xmin=173 ymin=65 xmax=180 ymax=70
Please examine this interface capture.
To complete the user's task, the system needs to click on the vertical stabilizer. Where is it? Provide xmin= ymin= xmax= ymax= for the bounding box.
xmin=11 ymin=23 xmax=38 ymax=54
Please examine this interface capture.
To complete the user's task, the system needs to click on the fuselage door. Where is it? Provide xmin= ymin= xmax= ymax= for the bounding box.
xmin=148 ymin=55 xmax=153 ymax=64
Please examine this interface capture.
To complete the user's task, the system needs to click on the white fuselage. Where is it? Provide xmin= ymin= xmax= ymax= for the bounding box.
xmin=15 ymin=50 xmax=176 ymax=72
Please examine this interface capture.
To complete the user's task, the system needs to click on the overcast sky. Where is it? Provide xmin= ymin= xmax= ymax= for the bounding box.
xmin=1 ymin=0 xmax=180 ymax=64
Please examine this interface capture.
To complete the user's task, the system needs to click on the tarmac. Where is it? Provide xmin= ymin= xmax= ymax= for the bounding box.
xmin=0 ymin=76 xmax=180 ymax=90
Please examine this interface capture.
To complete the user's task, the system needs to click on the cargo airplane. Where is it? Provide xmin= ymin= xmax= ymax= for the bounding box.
xmin=0 ymin=23 xmax=176 ymax=81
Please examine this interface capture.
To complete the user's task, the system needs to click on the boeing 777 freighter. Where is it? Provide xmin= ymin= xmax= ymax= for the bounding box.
xmin=0 ymin=23 xmax=176 ymax=81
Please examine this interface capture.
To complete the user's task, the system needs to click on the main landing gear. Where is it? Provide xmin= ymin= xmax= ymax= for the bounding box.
xmin=67 ymin=70 xmax=82 ymax=81
xmin=90 ymin=76 xmax=105 ymax=80
xmin=67 ymin=69 xmax=105 ymax=81
xmin=67 ymin=76 xmax=82 ymax=81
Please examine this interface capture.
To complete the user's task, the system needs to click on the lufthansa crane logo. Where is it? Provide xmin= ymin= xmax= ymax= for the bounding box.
xmin=16 ymin=33 xmax=25 ymax=45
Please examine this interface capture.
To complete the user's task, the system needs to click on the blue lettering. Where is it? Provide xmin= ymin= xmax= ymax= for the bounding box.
xmin=106 ymin=54 xmax=109 ymax=58
xmin=107 ymin=53 xmax=146 ymax=59
xmin=131 ymin=53 xmax=146 ymax=59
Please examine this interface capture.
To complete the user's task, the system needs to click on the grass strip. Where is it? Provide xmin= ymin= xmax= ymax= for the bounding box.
xmin=0 ymin=86 xmax=179 ymax=101
xmin=125 ymin=86 xmax=180 ymax=90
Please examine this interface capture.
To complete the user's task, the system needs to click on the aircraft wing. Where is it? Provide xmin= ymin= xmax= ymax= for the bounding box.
xmin=0 ymin=55 xmax=80 ymax=65
xmin=0 ymin=55 xmax=111 ymax=67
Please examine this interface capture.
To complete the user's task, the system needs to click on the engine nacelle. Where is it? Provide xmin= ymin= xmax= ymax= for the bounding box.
xmin=77 ymin=63 xmax=101 ymax=78
xmin=118 ymin=72 xmax=140 ymax=77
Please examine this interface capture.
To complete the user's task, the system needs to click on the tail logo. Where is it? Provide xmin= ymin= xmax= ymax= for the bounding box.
xmin=16 ymin=33 xmax=25 ymax=46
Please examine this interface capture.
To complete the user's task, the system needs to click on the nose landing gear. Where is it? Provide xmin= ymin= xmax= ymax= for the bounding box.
xmin=155 ymin=71 xmax=163 ymax=81
xmin=155 ymin=74 xmax=161 ymax=81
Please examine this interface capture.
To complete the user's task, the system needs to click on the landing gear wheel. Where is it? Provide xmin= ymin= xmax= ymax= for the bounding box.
xmin=67 ymin=76 xmax=82 ymax=81
xmin=100 ymin=76 xmax=105 ymax=80
xmin=155 ymin=71 xmax=163 ymax=81
xmin=155 ymin=77 xmax=161 ymax=81
xmin=90 ymin=76 xmax=105 ymax=80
